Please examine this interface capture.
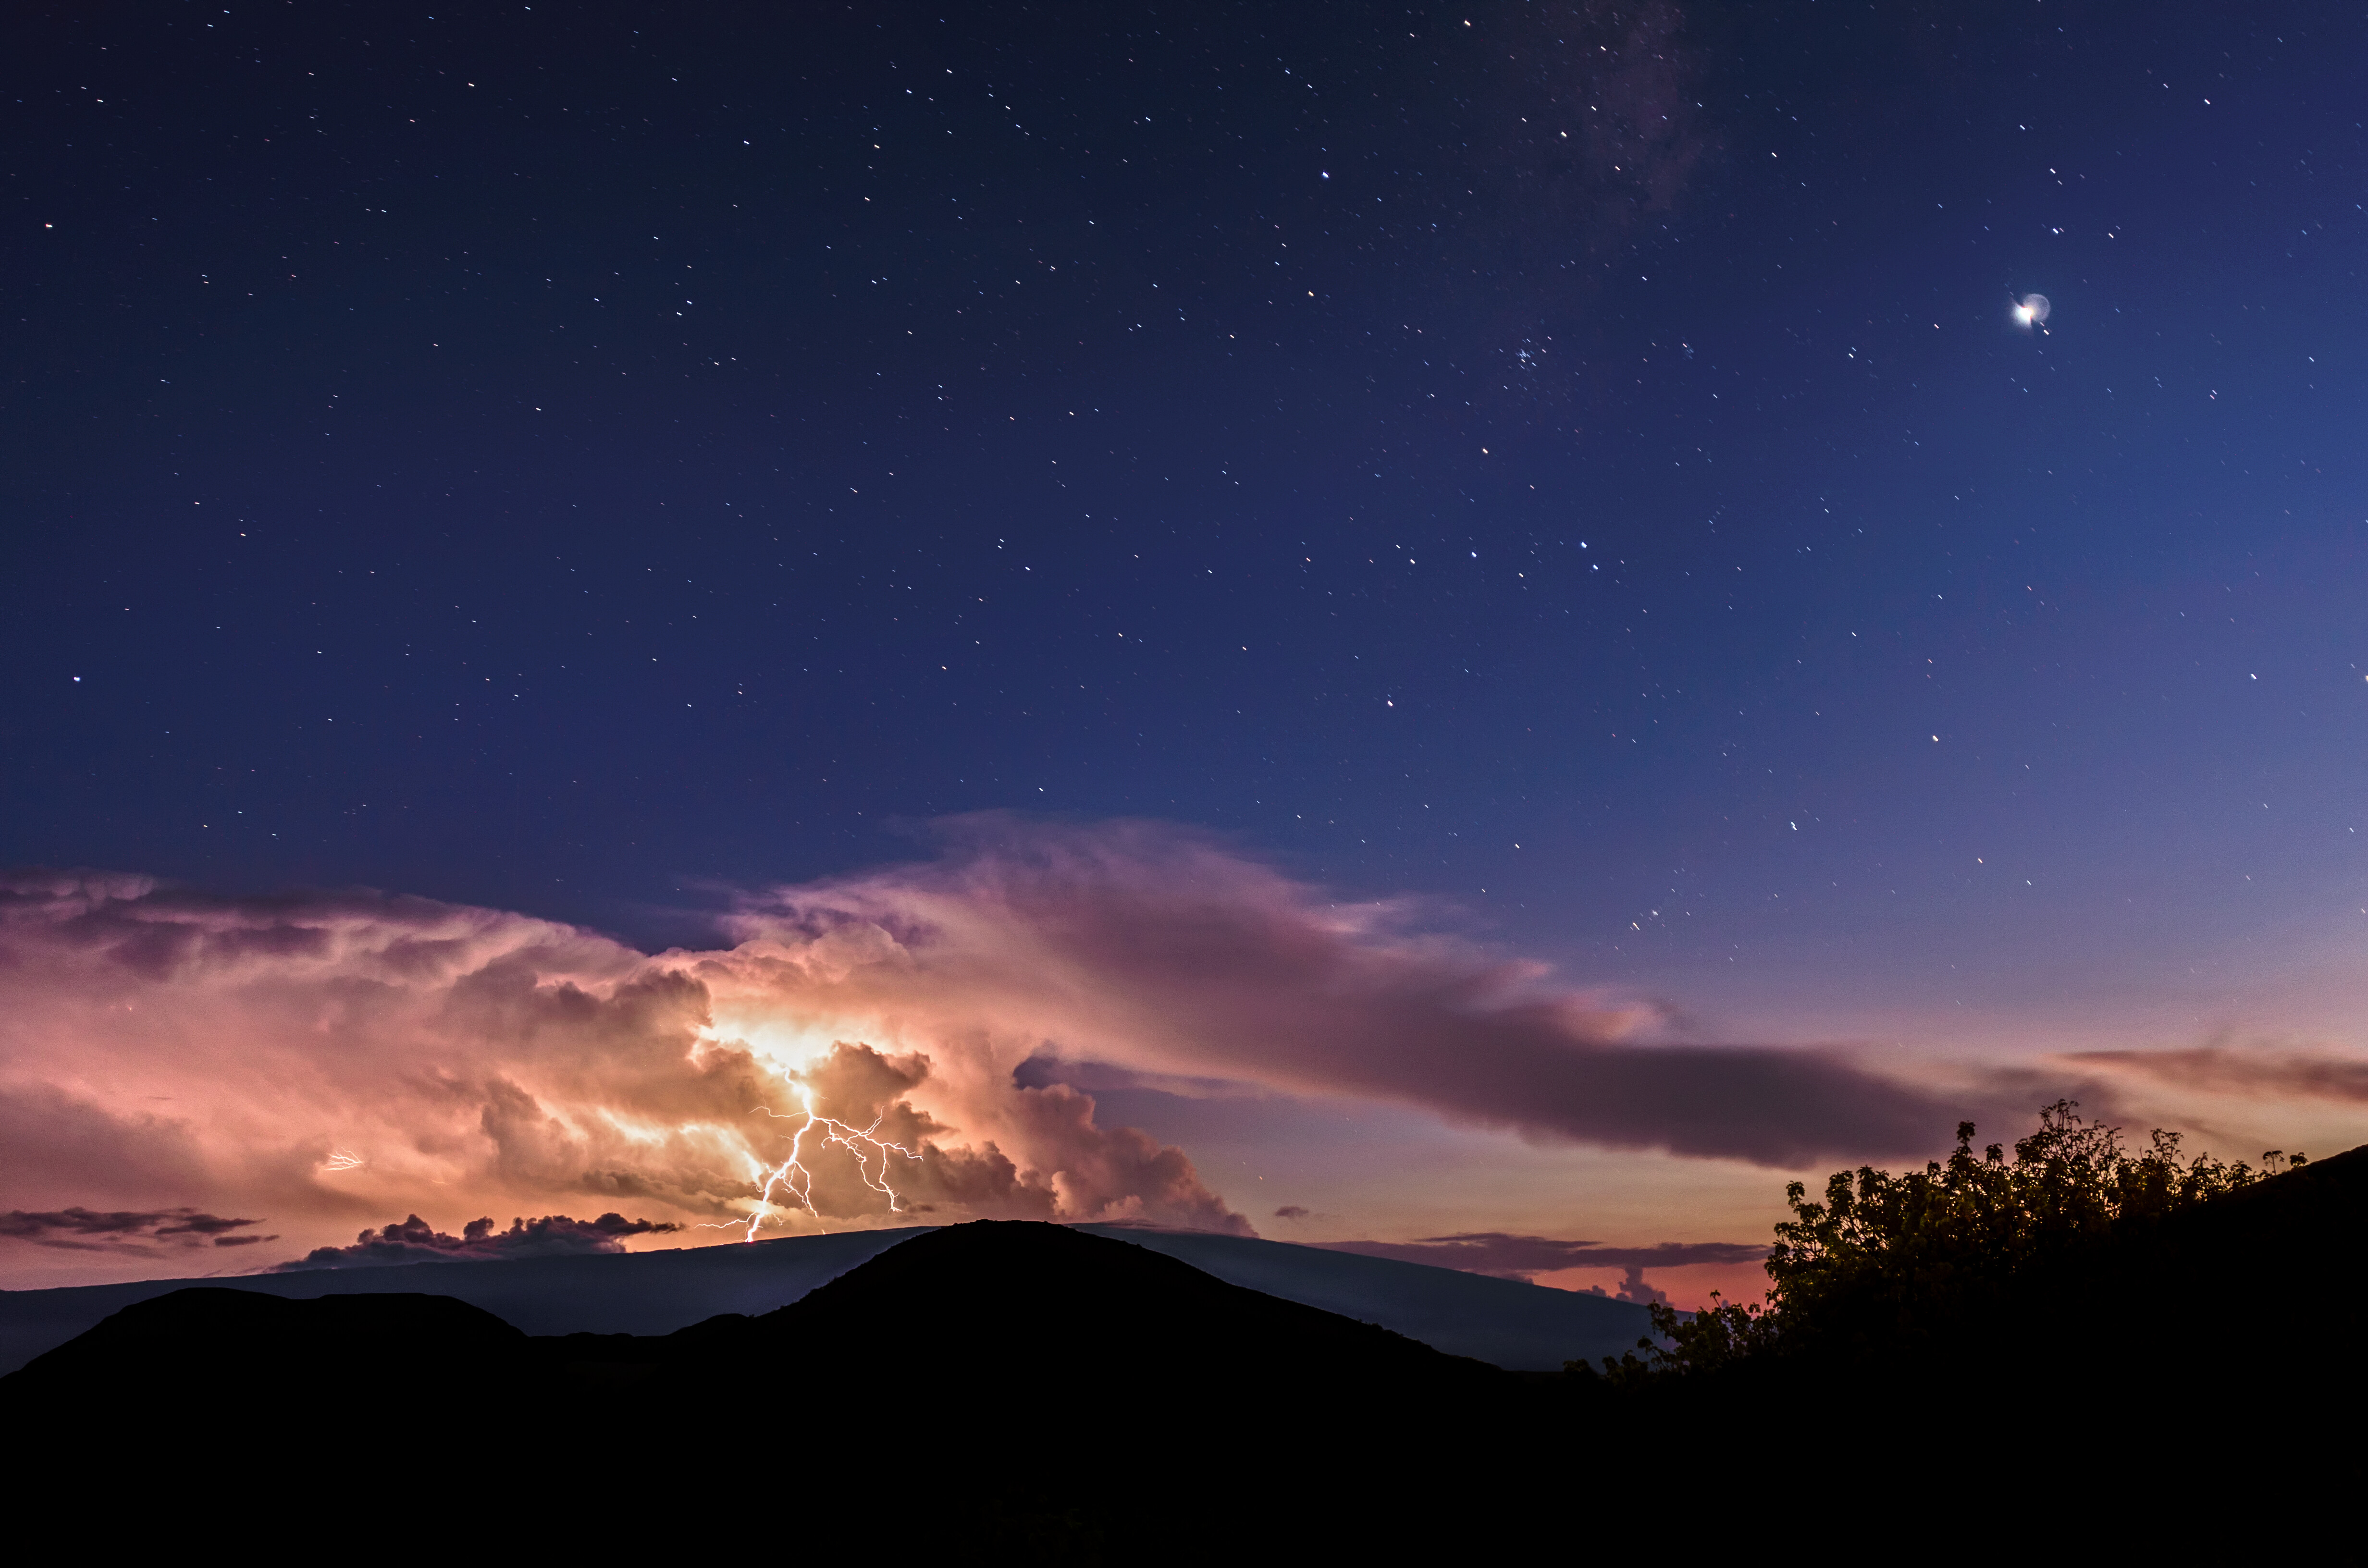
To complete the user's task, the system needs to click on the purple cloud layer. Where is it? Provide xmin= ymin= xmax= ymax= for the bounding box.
xmin=275 ymin=1212 xmax=680 ymax=1270
xmin=1314 ymin=1232 xmax=1767 ymax=1281
xmin=0 ymin=1206 xmax=274 ymax=1253
xmin=0 ymin=822 xmax=2134 ymax=1273
xmin=729 ymin=817 xmax=2038 ymax=1165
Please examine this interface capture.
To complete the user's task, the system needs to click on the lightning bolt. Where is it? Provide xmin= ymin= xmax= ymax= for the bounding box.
xmin=321 ymin=1150 xmax=365 ymax=1172
xmin=723 ymin=1090 xmax=923 ymax=1241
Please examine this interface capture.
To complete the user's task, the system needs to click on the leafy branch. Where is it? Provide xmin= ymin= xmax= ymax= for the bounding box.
xmin=1570 ymin=1101 xmax=2300 ymax=1382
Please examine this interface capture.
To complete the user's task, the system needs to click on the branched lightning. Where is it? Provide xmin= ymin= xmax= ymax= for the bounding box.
xmin=723 ymin=1090 xmax=923 ymax=1240
xmin=321 ymin=1150 xmax=365 ymax=1172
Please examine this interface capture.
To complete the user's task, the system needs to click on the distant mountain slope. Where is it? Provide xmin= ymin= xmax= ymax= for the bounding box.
xmin=3 ymin=1225 xmax=1507 ymax=1407
xmin=0 ymin=1226 xmax=922 ymax=1375
xmin=4 ymin=1286 xmax=528 ymax=1401
xmin=708 ymin=1220 xmax=1505 ymax=1397
xmin=1075 ymin=1222 xmax=1654 ymax=1369
xmin=1 ymin=1222 xmax=1570 ymax=1556
xmin=0 ymin=1222 xmax=1651 ymax=1373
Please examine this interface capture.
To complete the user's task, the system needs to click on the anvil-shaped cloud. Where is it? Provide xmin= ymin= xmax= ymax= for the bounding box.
xmin=0 ymin=819 xmax=2023 ymax=1268
xmin=708 ymin=818 xmax=1983 ymax=1165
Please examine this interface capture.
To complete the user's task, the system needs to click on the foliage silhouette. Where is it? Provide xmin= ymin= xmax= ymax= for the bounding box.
xmin=1577 ymin=1101 xmax=2301 ymax=1382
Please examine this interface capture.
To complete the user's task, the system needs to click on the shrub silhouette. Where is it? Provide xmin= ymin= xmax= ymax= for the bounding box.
xmin=1581 ymin=1100 xmax=2297 ymax=1380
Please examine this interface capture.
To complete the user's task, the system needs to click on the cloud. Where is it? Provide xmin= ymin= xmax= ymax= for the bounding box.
xmin=0 ymin=1206 xmax=272 ymax=1253
xmin=275 ymin=1212 xmax=679 ymax=1270
xmin=1314 ymin=1233 xmax=1766 ymax=1282
xmin=718 ymin=817 xmax=2025 ymax=1166
xmin=1613 ymin=1265 xmax=1669 ymax=1306
xmin=0 ymin=1081 xmax=216 ymax=1204
xmin=2067 ymin=1047 xmax=2368 ymax=1104
xmin=0 ymin=858 xmax=1255 ymax=1264
xmin=1273 ymin=1205 xmax=1311 ymax=1222
xmin=0 ymin=827 xmax=2074 ymax=1274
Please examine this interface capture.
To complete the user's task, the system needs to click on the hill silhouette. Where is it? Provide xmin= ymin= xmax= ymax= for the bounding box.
xmin=1961 ymin=1138 xmax=2368 ymax=1419
xmin=2 ymin=1221 xmax=1556 ymax=1556
xmin=1646 ymin=1137 xmax=2368 ymax=1405
xmin=666 ymin=1217 xmax=1505 ymax=1391
xmin=574 ymin=1220 xmax=1546 ymax=1548
xmin=0 ymin=1217 xmax=1651 ymax=1374
xmin=4 ymin=1286 xmax=525 ymax=1403
xmin=1587 ymin=1135 xmax=2368 ymax=1538
xmin=9 ymin=1157 xmax=2361 ymax=1553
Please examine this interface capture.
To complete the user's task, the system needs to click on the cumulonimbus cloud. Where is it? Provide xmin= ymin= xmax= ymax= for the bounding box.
xmin=0 ymin=865 xmax=1252 ymax=1268
xmin=713 ymin=817 xmax=2004 ymax=1166
xmin=276 ymin=1212 xmax=680 ymax=1271
xmin=0 ymin=821 xmax=2025 ymax=1275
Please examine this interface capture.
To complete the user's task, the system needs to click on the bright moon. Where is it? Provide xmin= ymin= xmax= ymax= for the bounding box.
xmin=2013 ymin=292 xmax=2051 ymax=326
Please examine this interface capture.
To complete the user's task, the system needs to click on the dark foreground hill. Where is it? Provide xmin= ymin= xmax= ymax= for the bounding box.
xmin=1664 ymin=1140 xmax=2368 ymax=1411
xmin=683 ymin=1214 xmax=1507 ymax=1396
xmin=0 ymin=1218 xmax=1649 ymax=1374
xmin=11 ymin=1156 xmax=2363 ymax=1554
xmin=1600 ymin=1140 xmax=2368 ymax=1540
xmin=3 ymin=1222 xmax=1571 ymax=1556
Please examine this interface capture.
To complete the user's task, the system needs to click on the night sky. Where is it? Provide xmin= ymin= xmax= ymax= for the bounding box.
xmin=6 ymin=3 xmax=2366 ymax=1294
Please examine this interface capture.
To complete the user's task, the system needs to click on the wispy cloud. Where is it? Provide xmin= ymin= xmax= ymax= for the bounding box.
xmin=1314 ymin=1232 xmax=1766 ymax=1281
xmin=722 ymin=817 xmax=2032 ymax=1165
xmin=2068 ymin=1046 xmax=2368 ymax=1104
xmin=0 ymin=854 xmax=1257 ymax=1259
xmin=0 ymin=824 xmax=2086 ymax=1270
xmin=0 ymin=1206 xmax=272 ymax=1253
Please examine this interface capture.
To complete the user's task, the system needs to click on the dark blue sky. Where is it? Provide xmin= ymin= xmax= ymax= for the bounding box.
xmin=8 ymin=0 xmax=2365 ymax=1025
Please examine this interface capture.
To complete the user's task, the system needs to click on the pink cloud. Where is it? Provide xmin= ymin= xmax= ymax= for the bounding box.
xmin=0 ymin=863 xmax=1250 ymax=1274
xmin=0 ymin=823 xmax=2034 ymax=1277
xmin=710 ymin=817 xmax=1998 ymax=1165
xmin=1313 ymin=1234 xmax=1766 ymax=1281
xmin=2066 ymin=1046 xmax=2368 ymax=1104
xmin=0 ymin=1205 xmax=273 ymax=1254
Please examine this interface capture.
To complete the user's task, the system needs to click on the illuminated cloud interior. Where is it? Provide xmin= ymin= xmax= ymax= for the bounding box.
xmin=6 ymin=823 xmax=2360 ymax=1283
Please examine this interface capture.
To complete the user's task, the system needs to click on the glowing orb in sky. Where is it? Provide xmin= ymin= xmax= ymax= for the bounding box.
xmin=2012 ymin=292 xmax=2051 ymax=327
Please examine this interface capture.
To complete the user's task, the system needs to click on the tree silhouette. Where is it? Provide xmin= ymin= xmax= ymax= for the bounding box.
xmin=1579 ymin=1101 xmax=2295 ymax=1380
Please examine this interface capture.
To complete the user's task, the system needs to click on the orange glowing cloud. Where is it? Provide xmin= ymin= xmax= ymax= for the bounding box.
xmin=0 ymin=861 xmax=1250 ymax=1280
xmin=0 ymin=819 xmax=2037 ymax=1283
